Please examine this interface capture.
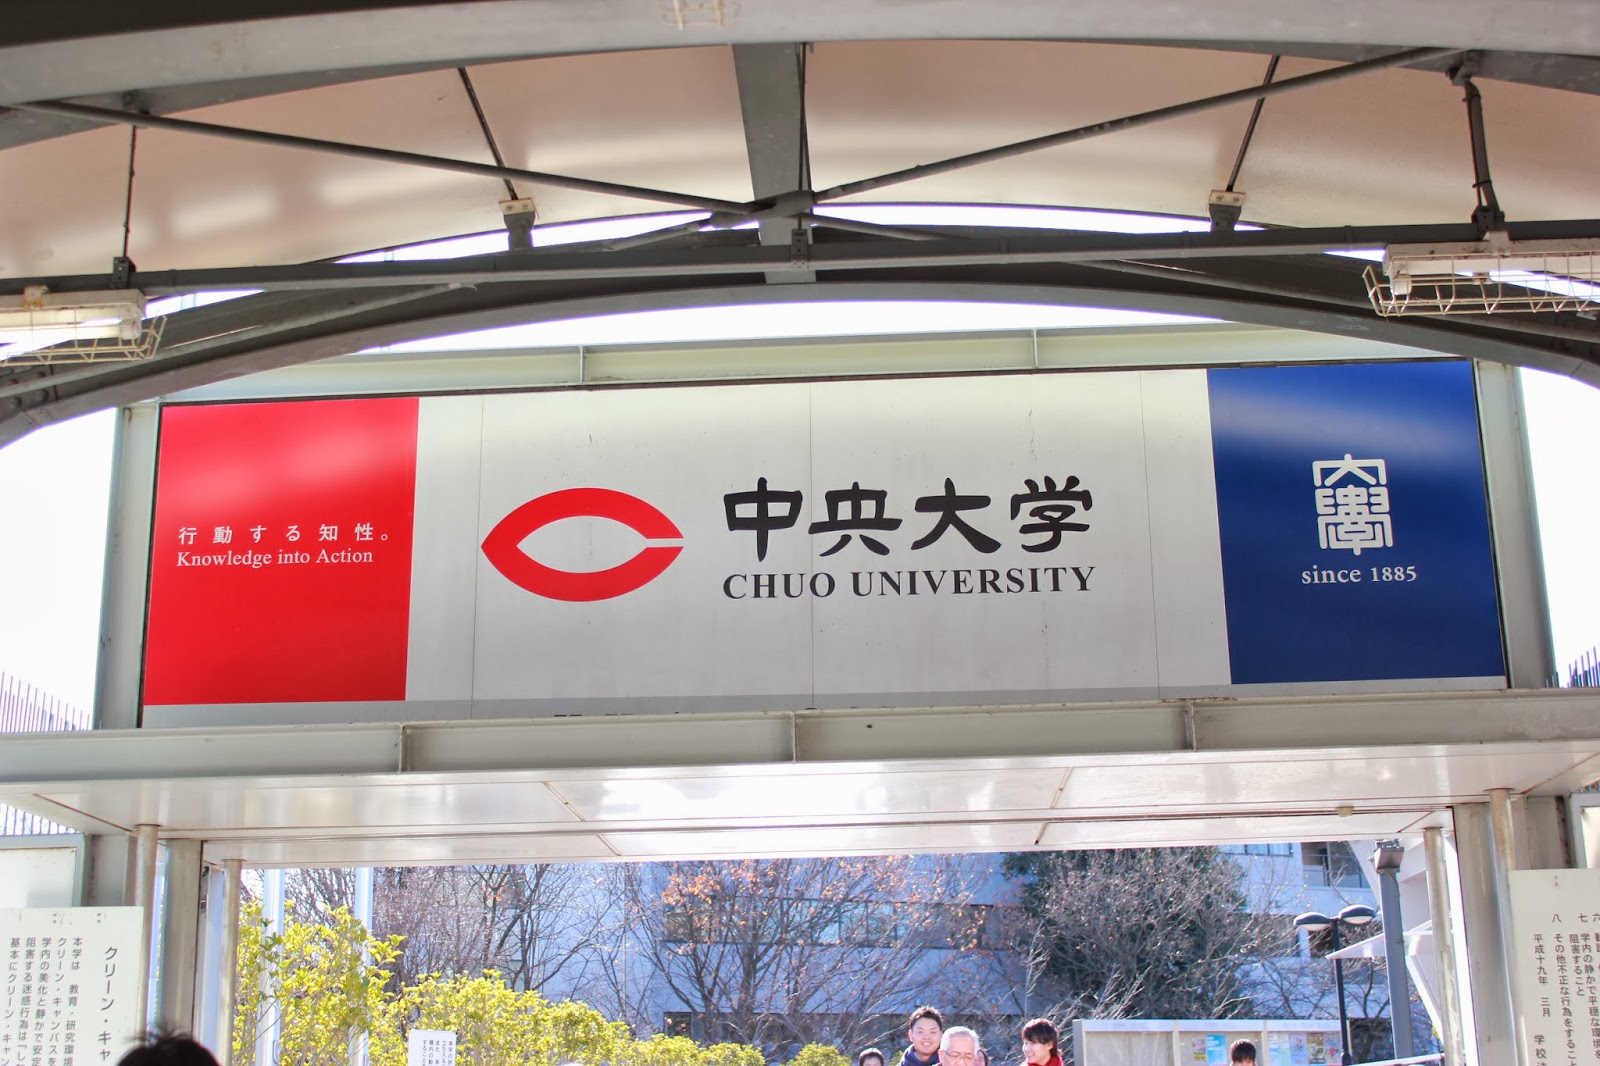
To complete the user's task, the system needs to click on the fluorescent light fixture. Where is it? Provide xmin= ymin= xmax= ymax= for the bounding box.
xmin=1 ymin=287 xmax=143 ymax=339
xmin=1365 ymin=236 xmax=1600 ymax=316
xmin=0 ymin=286 xmax=163 ymax=364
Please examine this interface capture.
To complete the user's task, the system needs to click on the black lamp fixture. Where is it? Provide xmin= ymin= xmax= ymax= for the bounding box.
xmin=1294 ymin=903 xmax=1378 ymax=1066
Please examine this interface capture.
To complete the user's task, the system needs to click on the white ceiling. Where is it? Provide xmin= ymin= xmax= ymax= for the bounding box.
xmin=3 ymin=692 xmax=1596 ymax=866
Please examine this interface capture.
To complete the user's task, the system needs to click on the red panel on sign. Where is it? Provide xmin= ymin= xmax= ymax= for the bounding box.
xmin=143 ymin=398 xmax=419 ymax=706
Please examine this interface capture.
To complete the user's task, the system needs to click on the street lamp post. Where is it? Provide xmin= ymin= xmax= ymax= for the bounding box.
xmin=1295 ymin=904 xmax=1378 ymax=1066
xmin=1370 ymin=841 xmax=1414 ymax=1061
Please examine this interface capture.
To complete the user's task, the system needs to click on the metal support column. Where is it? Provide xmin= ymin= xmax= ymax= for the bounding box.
xmin=132 ymin=824 xmax=159 ymax=1029
xmin=81 ymin=834 xmax=133 ymax=906
xmin=197 ymin=868 xmax=224 ymax=1051
xmin=1374 ymin=845 xmax=1415 ymax=1061
xmin=254 ymin=869 xmax=285 ymax=1066
xmin=1524 ymin=796 xmax=1574 ymax=870
xmin=216 ymin=860 xmax=243 ymax=1066
xmin=1475 ymin=362 xmax=1556 ymax=689
xmin=96 ymin=405 xmax=160 ymax=730
xmin=196 ymin=858 xmax=244 ymax=1058
xmin=348 ymin=867 xmax=375 ymax=1066
xmin=1491 ymin=788 xmax=1535 ymax=1066
xmin=1491 ymin=788 xmax=1518 ymax=875
xmin=1424 ymin=827 xmax=1468 ymax=1066
xmin=158 ymin=839 xmax=205 ymax=1033
xmin=1454 ymin=803 xmax=1522 ymax=1066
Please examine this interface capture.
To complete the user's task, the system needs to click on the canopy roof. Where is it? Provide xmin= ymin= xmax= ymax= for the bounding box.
xmin=2 ymin=3 xmax=1600 ymax=443
xmin=2 ymin=4 xmax=1599 ymax=866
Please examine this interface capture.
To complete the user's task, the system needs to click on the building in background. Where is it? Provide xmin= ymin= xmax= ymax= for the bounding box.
xmin=0 ymin=674 xmax=87 ymax=835
xmin=348 ymin=847 xmax=1397 ymax=1062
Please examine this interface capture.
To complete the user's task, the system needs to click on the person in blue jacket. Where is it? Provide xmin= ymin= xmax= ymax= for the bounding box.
xmin=901 ymin=1006 xmax=944 ymax=1066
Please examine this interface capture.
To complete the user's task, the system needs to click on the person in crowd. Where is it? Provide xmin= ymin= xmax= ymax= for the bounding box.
xmin=1228 ymin=1039 xmax=1257 ymax=1065
xmin=858 ymin=1048 xmax=886 ymax=1066
xmin=902 ymin=1006 xmax=945 ymax=1066
xmin=939 ymin=1026 xmax=983 ymax=1066
xmin=116 ymin=1034 xmax=221 ymax=1066
xmin=1021 ymin=1018 xmax=1062 ymax=1066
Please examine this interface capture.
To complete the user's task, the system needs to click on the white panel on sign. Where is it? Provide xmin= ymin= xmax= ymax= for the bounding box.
xmin=406 ymin=1029 xmax=457 ymax=1066
xmin=0 ymin=908 xmax=145 ymax=1066
xmin=408 ymin=395 xmax=487 ymax=702
xmin=411 ymin=372 xmax=1232 ymax=710
xmin=804 ymin=374 xmax=1162 ymax=701
xmin=1139 ymin=369 xmax=1230 ymax=688
xmin=1509 ymin=868 xmax=1600 ymax=1066
xmin=470 ymin=383 xmax=815 ymax=702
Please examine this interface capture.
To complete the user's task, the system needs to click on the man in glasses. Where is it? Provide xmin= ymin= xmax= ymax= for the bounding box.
xmin=940 ymin=1026 xmax=984 ymax=1066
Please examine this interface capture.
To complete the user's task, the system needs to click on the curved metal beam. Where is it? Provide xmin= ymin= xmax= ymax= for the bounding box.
xmin=17 ymin=220 xmax=1600 ymax=296
xmin=4 ymin=1 xmax=1600 ymax=107
xmin=6 ymin=45 xmax=1600 ymax=159
xmin=5 ymin=270 xmax=1598 ymax=446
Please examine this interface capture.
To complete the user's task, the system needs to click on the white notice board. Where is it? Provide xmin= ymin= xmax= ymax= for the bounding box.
xmin=0 ymin=908 xmax=144 ymax=1066
xmin=1509 ymin=868 xmax=1600 ymax=1066
xmin=406 ymin=1030 xmax=456 ymax=1066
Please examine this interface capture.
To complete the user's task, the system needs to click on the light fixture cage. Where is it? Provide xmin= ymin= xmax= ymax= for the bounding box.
xmin=661 ymin=0 xmax=737 ymax=28
xmin=0 ymin=286 xmax=164 ymax=365
xmin=1364 ymin=237 xmax=1600 ymax=316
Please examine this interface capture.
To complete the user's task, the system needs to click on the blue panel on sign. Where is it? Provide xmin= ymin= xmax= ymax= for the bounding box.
xmin=1208 ymin=361 xmax=1505 ymax=684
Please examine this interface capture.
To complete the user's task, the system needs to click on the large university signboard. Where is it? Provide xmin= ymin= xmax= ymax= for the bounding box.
xmin=141 ymin=361 xmax=1505 ymax=722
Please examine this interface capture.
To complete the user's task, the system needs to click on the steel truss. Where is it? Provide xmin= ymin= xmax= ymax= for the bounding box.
xmin=6 ymin=220 xmax=1600 ymax=443
xmin=4 ymin=36 xmax=1600 ymax=443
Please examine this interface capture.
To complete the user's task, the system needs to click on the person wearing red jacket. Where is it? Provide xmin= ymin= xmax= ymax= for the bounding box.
xmin=1021 ymin=1018 xmax=1062 ymax=1066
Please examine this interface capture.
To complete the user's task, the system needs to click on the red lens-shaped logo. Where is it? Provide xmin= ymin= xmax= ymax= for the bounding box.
xmin=482 ymin=488 xmax=683 ymax=601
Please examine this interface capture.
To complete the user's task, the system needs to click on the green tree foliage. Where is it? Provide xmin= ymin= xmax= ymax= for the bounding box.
xmin=1003 ymin=848 xmax=1267 ymax=1021
xmin=787 ymin=1044 xmax=851 ymax=1066
xmin=368 ymin=971 xmax=629 ymax=1066
xmin=706 ymin=1043 xmax=768 ymax=1066
xmin=615 ymin=1035 xmax=767 ymax=1066
xmin=233 ymin=900 xmax=403 ymax=1066
xmin=615 ymin=1034 xmax=711 ymax=1066
xmin=234 ymin=902 xmax=764 ymax=1066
